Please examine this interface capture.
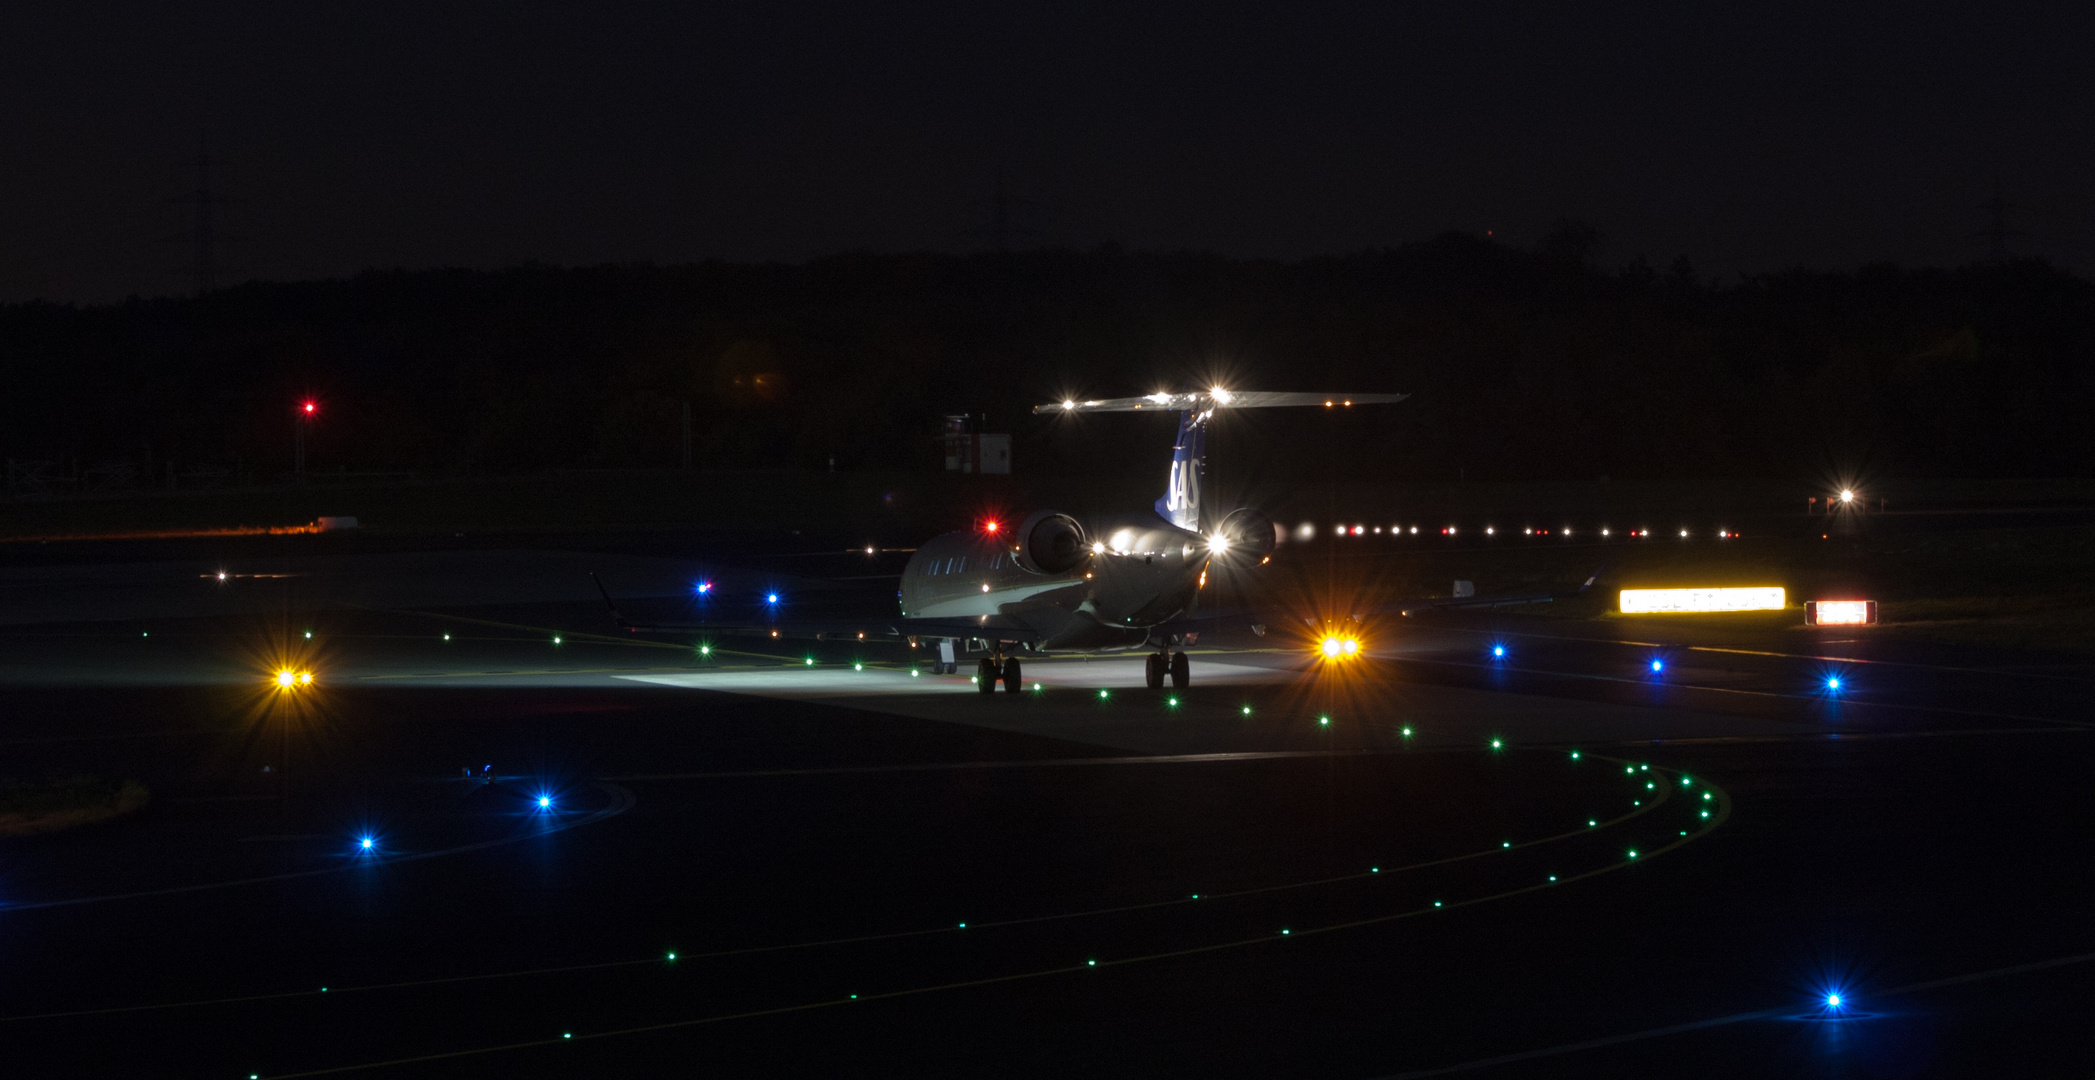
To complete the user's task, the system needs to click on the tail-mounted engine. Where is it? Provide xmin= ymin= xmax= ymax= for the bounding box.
xmin=1012 ymin=510 xmax=1089 ymax=575
xmin=1214 ymin=507 xmax=1281 ymax=560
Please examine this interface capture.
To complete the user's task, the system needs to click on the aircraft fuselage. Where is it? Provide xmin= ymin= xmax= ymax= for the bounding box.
xmin=899 ymin=515 xmax=1209 ymax=651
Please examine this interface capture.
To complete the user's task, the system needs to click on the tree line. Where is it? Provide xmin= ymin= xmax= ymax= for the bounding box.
xmin=1 ymin=231 xmax=2088 ymax=490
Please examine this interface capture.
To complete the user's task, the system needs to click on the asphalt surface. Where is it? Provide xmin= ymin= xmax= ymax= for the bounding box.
xmin=1 ymin=539 xmax=2092 ymax=1077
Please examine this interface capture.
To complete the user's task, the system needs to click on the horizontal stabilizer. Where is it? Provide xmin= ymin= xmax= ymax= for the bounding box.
xmin=1034 ymin=390 xmax=1407 ymax=415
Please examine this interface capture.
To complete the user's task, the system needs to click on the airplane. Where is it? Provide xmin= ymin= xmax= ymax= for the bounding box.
xmin=596 ymin=387 xmax=1578 ymax=693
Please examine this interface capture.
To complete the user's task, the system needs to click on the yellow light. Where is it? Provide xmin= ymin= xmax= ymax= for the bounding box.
xmin=276 ymin=670 xmax=296 ymax=688
xmin=1342 ymin=638 xmax=1359 ymax=656
xmin=298 ymin=671 xmax=313 ymax=685
xmin=1321 ymin=636 xmax=1345 ymax=658
xmin=1618 ymin=587 xmax=1786 ymax=614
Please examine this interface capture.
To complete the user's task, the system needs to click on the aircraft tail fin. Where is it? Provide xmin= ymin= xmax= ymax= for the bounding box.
xmin=1156 ymin=410 xmax=1206 ymax=530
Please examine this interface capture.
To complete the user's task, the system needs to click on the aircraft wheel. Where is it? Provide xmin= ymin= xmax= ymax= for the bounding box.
xmin=1145 ymin=653 xmax=1165 ymax=689
xmin=976 ymin=658 xmax=998 ymax=693
xmin=1170 ymin=650 xmax=1190 ymax=689
xmin=1002 ymin=657 xmax=1023 ymax=693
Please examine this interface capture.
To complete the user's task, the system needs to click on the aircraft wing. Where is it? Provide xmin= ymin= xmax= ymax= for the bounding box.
xmin=591 ymin=574 xmax=1042 ymax=644
xmin=1034 ymin=390 xmax=1408 ymax=415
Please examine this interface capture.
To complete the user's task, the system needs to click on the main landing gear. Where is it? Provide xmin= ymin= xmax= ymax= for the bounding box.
xmin=976 ymin=653 xmax=1023 ymax=694
xmin=1144 ymin=650 xmax=1190 ymax=690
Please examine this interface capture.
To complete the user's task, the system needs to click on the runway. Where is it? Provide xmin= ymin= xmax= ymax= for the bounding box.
xmin=0 ymin=541 xmax=2091 ymax=1077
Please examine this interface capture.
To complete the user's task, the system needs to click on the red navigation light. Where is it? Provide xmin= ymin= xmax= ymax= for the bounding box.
xmin=984 ymin=520 xmax=1000 ymax=534
xmin=301 ymin=401 xmax=317 ymax=415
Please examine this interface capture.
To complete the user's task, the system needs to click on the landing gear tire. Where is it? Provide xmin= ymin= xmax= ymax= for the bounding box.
xmin=1170 ymin=650 xmax=1190 ymax=689
xmin=1145 ymin=653 xmax=1166 ymax=689
xmin=976 ymin=658 xmax=998 ymax=693
xmin=1002 ymin=657 xmax=1023 ymax=693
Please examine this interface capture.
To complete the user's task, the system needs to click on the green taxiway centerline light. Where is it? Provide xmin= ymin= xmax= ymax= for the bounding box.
xmin=1491 ymin=738 xmax=1504 ymax=750
xmin=854 ymin=663 xmax=863 ymax=671
xmin=1099 ymin=689 xmax=1109 ymax=700
xmin=667 ymin=952 xmax=676 ymax=960
xmin=700 ymin=645 xmax=711 ymax=656
xmin=1319 ymin=715 xmax=1330 ymax=726
xmin=1433 ymin=901 xmax=1443 ymax=908
xmin=1588 ymin=819 xmax=1597 ymax=827
xmin=806 ymin=658 xmax=815 ymax=666
xmin=553 ymin=636 xmax=562 ymax=645
xmin=1167 ymin=697 xmax=1178 ymax=707
xmin=1242 ymin=705 xmax=1252 ymax=715
xmin=911 ymin=669 xmax=919 ymax=677
xmin=1501 ymin=841 xmax=1511 ymax=848
xmin=1087 ymin=960 xmax=1097 ymax=967
xmin=303 ymin=630 xmax=312 ymax=639
xmin=1549 ymin=875 xmax=1558 ymax=882
xmin=442 ymin=633 xmax=450 ymax=641
xmin=1627 ymin=849 xmax=1639 ymax=859
xmin=1033 ymin=682 xmax=1042 ymax=691
xmin=1401 ymin=726 xmax=1413 ymax=737
xmin=1570 ymin=750 xmax=1581 ymax=760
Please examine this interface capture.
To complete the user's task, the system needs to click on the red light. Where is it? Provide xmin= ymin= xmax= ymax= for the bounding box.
xmin=302 ymin=402 xmax=316 ymax=414
xmin=984 ymin=521 xmax=999 ymax=533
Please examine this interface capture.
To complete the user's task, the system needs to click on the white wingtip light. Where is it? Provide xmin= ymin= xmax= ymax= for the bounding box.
xmin=1062 ymin=399 xmax=1076 ymax=410
xmin=1209 ymin=386 xmax=1233 ymax=404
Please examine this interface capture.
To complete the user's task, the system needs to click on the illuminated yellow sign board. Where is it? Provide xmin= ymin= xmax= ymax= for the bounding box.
xmin=1807 ymin=600 xmax=1876 ymax=625
xmin=1619 ymin=587 xmax=1786 ymax=614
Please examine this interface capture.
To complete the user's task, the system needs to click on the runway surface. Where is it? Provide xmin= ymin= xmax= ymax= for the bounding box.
xmin=1 ymin=542 xmax=2092 ymax=1077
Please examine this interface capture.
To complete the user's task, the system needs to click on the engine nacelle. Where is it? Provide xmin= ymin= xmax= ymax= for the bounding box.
xmin=1012 ymin=510 xmax=1089 ymax=575
xmin=1215 ymin=506 xmax=1280 ymax=560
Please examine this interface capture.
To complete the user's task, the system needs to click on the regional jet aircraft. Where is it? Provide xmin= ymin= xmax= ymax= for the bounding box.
xmin=597 ymin=388 xmax=1582 ymax=693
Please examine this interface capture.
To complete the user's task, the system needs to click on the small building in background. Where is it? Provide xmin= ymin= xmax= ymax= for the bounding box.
xmin=941 ymin=415 xmax=1010 ymax=474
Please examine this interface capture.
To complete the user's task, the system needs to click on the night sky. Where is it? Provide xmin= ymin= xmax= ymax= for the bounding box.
xmin=5 ymin=2 xmax=2090 ymax=302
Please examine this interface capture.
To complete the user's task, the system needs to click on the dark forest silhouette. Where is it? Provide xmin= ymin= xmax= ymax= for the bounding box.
xmin=3 ymin=230 xmax=2088 ymax=488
